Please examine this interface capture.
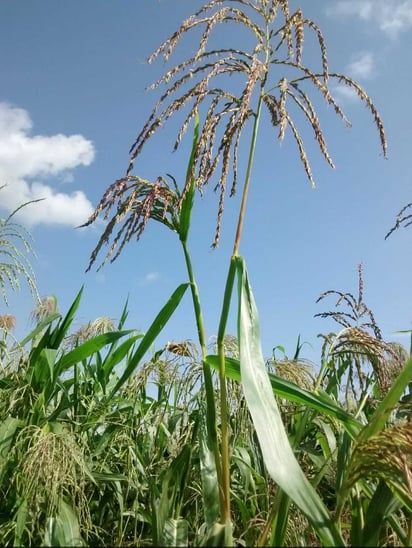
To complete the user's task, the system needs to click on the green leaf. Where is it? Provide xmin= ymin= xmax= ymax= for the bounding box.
xmin=205 ymin=354 xmax=361 ymax=438
xmin=362 ymin=481 xmax=400 ymax=547
xmin=198 ymin=402 xmax=220 ymax=529
xmin=50 ymin=287 xmax=84 ymax=349
xmin=235 ymin=256 xmax=344 ymax=547
xmin=116 ymin=296 xmax=130 ymax=330
xmin=56 ymin=331 xmax=132 ymax=374
xmin=102 ymin=333 xmax=143 ymax=385
xmin=163 ymin=518 xmax=189 ymax=547
xmin=30 ymin=347 xmax=57 ymax=390
xmin=14 ymin=498 xmax=28 ymax=547
xmin=44 ymin=499 xmax=83 ymax=546
xmin=14 ymin=312 xmax=61 ymax=349
xmin=357 ymin=353 xmax=412 ymax=443
xmin=26 ymin=288 xmax=83 ymax=378
xmin=154 ymin=444 xmax=192 ymax=545
xmin=179 ymin=113 xmax=199 ymax=243
xmin=199 ymin=521 xmax=233 ymax=547
xmin=109 ymin=283 xmax=189 ymax=397
xmin=0 ymin=417 xmax=23 ymax=482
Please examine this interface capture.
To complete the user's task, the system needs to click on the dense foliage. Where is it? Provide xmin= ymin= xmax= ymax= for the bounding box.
xmin=0 ymin=287 xmax=411 ymax=546
xmin=1 ymin=1 xmax=411 ymax=546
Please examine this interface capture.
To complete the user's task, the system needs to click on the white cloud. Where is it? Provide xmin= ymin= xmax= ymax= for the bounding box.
xmin=347 ymin=52 xmax=375 ymax=80
xmin=145 ymin=271 xmax=160 ymax=283
xmin=327 ymin=0 xmax=412 ymax=36
xmin=332 ymin=84 xmax=361 ymax=103
xmin=331 ymin=52 xmax=375 ymax=104
xmin=0 ymin=102 xmax=95 ymax=226
xmin=95 ymin=272 xmax=106 ymax=284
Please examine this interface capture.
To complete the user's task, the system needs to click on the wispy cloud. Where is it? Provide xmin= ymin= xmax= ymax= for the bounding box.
xmin=145 ymin=271 xmax=160 ymax=283
xmin=332 ymin=51 xmax=375 ymax=103
xmin=327 ymin=0 xmax=412 ymax=36
xmin=347 ymin=52 xmax=375 ymax=80
xmin=0 ymin=102 xmax=95 ymax=226
xmin=332 ymin=85 xmax=361 ymax=103
xmin=95 ymin=272 xmax=106 ymax=284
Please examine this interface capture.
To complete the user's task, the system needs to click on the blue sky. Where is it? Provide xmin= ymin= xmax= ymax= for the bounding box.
xmin=1 ymin=0 xmax=411 ymax=365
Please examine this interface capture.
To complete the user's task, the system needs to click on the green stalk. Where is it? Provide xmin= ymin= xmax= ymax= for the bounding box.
xmin=216 ymin=83 xmax=266 ymax=526
xmin=232 ymin=90 xmax=264 ymax=258
xmin=216 ymin=257 xmax=237 ymax=523
xmin=181 ymin=239 xmax=223 ymax=510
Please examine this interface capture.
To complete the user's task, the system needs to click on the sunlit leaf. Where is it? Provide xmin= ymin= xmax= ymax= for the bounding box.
xmin=236 ymin=256 xmax=343 ymax=547
xmin=109 ymin=283 xmax=189 ymax=397
xmin=205 ymin=354 xmax=361 ymax=438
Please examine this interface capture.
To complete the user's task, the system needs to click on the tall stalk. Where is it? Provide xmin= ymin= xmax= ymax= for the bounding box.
xmin=83 ymin=2 xmax=388 ymax=544
xmin=216 ymin=84 xmax=266 ymax=524
xmin=180 ymin=238 xmax=224 ymax=511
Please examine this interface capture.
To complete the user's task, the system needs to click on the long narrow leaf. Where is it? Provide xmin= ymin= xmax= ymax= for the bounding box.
xmin=49 ymin=287 xmax=84 ymax=349
xmin=179 ymin=113 xmax=199 ymax=243
xmin=155 ymin=444 xmax=192 ymax=545
xmin=47 ymin=499 xmax=83 ymax=547
xmin=362 ymin=481 xmax=400 ymax=547
xmin=205 ymin=354 xmax=361 ymax=438
xmin=236 ymin=256 xmax=343 ymax=547
xmin=198 ymin=401 xmax=220 ymax=529
xmin=0 ymin=417 xmax=23 ymax=482
xmin=13 ymin=312 xmax=61 ymax=349
xmin=357 ymin=353 xmax=412 ymax=443
xmin=109 ymin=283 xmax=189 ymax=397
xmin=163 ymin=518 xmax=188 ymax=547
xmin=102 ymin=333 xmax=143 ymax=384
xmin=14 ymin=498 xmax=28 ymax=547
xmin=56 ymin=331 xmax=132 ymax=375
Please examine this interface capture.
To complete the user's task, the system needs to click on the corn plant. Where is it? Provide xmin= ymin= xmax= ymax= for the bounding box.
xmin=314 ymin=266 xmax=412 ymax=546
xmin=0 ymin=291 xmax=143 ymax=545
xmin=0 ymin=190 xmax=41 ymax=307
xmin=76 ymin=1 xmax=410 ymax=545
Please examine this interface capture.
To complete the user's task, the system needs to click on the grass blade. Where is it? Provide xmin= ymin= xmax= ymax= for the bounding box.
xmin=179 ymin=113 xmax=199 ymax=243
xmin=205 ymin=354 xmax=361 ymax=438
xmin=44 ymin=499 xmax=83 ymax=547
xmin=56 ymin=331 xmax=132 ymax=375
xmin=236 ymin=256 xmax=343 ymax=547
xmin=13 ymin=312 xmax=61 ymax=349
xmin=154 ymin=444 xmax=192 ymax=545
xmin=198 ymin=402 xmax=220 ymax=529
xmin=163 ymin=518 xmax=188 ymax=547
xmin=362 ymin=480 xmax=400 ymax=546
xmin=14 ymin=498 xmax=28 ymax=547
xmin=109 ymin=283 xmax=189 ymax=397
xmin=357 ymin=353 xmax=412 ymax=443
xmin=49 ymin=287 xmax=84 ymax=349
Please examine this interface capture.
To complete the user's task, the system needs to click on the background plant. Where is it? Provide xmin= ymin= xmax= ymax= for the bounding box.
xmin=0 ymin=189 xmax=41 ymax=307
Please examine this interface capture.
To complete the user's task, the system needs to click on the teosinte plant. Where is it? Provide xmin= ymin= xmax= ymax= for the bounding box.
xmin=0 ymin=189 xmax=41 ymax=307
xmin=84 ymin=0 xmax=386 ymax=258
xmin=84 ymin=2 xmax=389 ymax=546
xmin=315 ymin=264 xmax=405 ymax=399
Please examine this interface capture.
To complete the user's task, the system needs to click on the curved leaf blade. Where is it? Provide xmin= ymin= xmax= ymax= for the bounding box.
xmin=205 ymin=354 xmax=361 ymax=438
xmin=236 ymin=256 xmax=343 ymax=547
xmin=109 ymin=283 xmax=189 ymax=397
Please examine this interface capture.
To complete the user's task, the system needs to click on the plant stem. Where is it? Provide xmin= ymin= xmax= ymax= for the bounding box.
xmin=181 ymin=239 xmax=223 ymax=509
xmin=217 ymin=257 xmax=237 ymax=523
xmin=216 ymin=82 xmax=266 ymax=526
xmin=232 ymin=87 xmax=265 ymax=257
